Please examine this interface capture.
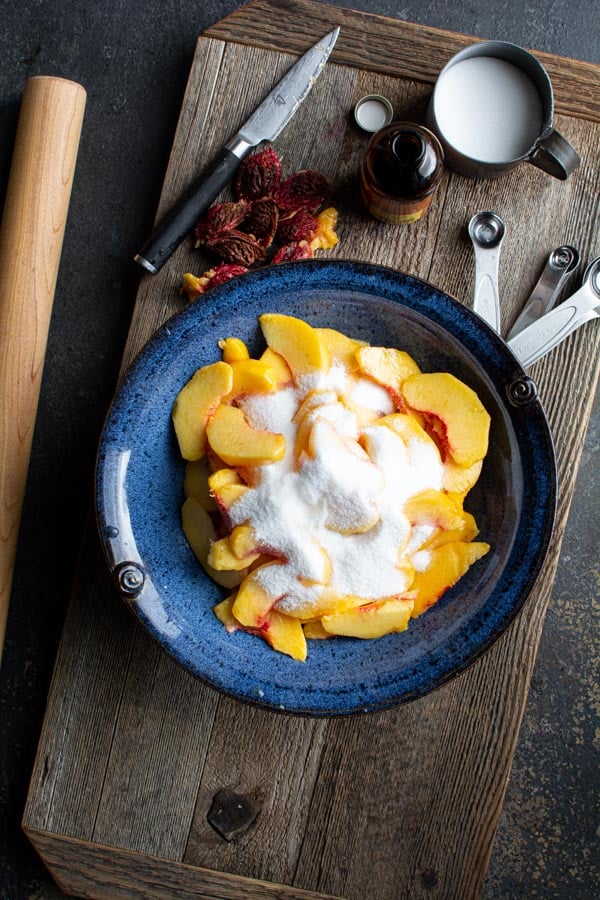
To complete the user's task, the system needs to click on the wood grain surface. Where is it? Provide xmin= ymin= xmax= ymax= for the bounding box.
xmin=22 ymin=2 xmax=600 ymax=898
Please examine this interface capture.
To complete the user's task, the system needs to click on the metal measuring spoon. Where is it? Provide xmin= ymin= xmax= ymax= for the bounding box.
xmin=507 ymin=244 xmax=580 ymax=339
xmin=468 ymin=212 xmax=505 ymax=333
xmin=508 ymin=257 xmax=600 ymax=368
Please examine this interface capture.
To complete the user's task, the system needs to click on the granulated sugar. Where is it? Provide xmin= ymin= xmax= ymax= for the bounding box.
xmin=231 ymin=366 xmax=444 ymax=612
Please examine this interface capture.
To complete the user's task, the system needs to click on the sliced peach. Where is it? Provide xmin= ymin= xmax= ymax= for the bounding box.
xmin=404 ymin=489 xmax=465 ymax=531
xmin=208 ymin=467 xmax=243 ymax=491
xmin=292 ymin=389 xmax=338 ymax=425
xmin=232 ymin=564 xmax=283 ymax=627
xmin=207 ymin=536 xmax=261 ymax=571
xmin=218 ymin=336 xmax=250 ymax=362
xmin=409 ymin=540 xmax=490 ymax=617
xmin=259 ymin=313 xmax=330 ymax=377
xmin=206 ymin=404 xmax=285 ymax=467
xmin=354 ymin=346 xmax=421 ymax=409
xmin=259 ymin=609 xmax=307 ymax=661
xmin=377 ymin=412 xmax=437 ymax=450
xmin=259 ymin=346 xmax=293 ymax=386
xmin=422 ymin=511 xmax=479 ymax=549
xmin=213 ymin=595 xmax=240 ymax=632
xmin=401 ymin=372 xmax=490 ymax=467
xmin=229 ymin=523 xmax=260 ymax=559
xmin=227 ymin=358 xmax=277 ymax=398
xmin=172 ymin=361 xmax=233 ymax=460
xmin=443 ymin=458 xmax=483 ymax=495
xmin=302 ymin=619 xmax=331 ymax=640
xmin=183 ymin=457 xmax=216 ymax=511
xmin=206 ymin=445 xmax=229 ymax=473
xmin=315 ymin=328 xmax=367 ymax=369
xmin=306 ymin=420 xmax=381 ymax=534
xmin=214 ymin=594 xmax=307 ymax=660
xmin=278 ymin=590 xmax=368 ymax=620
xmin=210 ymin=481 xmax=249 ymax=527
xmin=321 ymin=597 xmax=414 ymax=639
xmin=181 ymin=498 xmax=246 ymax=589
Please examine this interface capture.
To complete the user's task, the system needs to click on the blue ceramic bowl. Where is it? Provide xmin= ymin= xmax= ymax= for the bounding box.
xmin=95 ymin=260 xmax=556 ymax=715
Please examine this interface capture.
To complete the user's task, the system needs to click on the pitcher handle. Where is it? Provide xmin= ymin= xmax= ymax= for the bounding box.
xmin=529 ymin=130 xmax=581 ymax=180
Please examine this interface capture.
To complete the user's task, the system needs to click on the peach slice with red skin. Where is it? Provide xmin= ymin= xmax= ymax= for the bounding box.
xmin=421 ymin=510 xmax=479 ymax=550
xmin=401 ymin=372 xmax=490 ymax=467
xmin=213 ymin=596 xmax=307 ymax=660
xmin=259 ymin=313 xmax=330 ymax=378
xmin=376 ymin=412 xmax=439 ymax=453
xmin=354 ymin=346 xmax=421 ymax=409
xmin=231 ymin=563 xmax=284 ymax=627
xmin=321 ymin=597 xmax=414 ymax=639
xmin=257 ymin=609 xmax=307 ymax=661
xmin=172 ymin=361 xmax=233 ymax=460
xmin=209 ymin=479 xmax=249 ymax=529
xmin=409 ymin=540 xmax=490 ymax=617
xmin=207 ymin=536 xmax=262 ymax=571
xmin=206 ymin=404 xmax=286 ymax=467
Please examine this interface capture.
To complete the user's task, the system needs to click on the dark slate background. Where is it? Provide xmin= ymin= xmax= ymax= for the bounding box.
xmin=1 ymin=2 xmax=598 ymax=897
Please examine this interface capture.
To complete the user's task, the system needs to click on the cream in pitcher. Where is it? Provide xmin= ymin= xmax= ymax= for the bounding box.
xmin=427 ymin=41 xmax=580 ymax=180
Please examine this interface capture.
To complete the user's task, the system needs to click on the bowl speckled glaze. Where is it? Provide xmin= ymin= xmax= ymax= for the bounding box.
xmin=95 ymin=260 xmax=556 ymax=716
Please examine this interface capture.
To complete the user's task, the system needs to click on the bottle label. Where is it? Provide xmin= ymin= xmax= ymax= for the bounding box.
xmin=361 ymin=188 xmax=433 ymax=225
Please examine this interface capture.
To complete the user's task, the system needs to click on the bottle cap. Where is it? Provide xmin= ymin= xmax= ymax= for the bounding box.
xmin=354 ymin=95 xmax=394 ymax=133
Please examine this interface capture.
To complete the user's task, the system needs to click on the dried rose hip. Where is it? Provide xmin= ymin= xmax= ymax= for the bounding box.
xmin=179 ymin=264 xmax=248 ymax=299
xmin=194 ymin=200 xmax=250 ymax=245
xmin=275 ymin=209 xmax=318 ymax=245
xmin=202 ymin=263 xmax=249 ymax=291
xmin=274 ymin=170 xmax=331 ymax=212
xmin=272 ymin=241 xmax=314 ymax=264
xmin=207 ymin=229 xmax=266 ymax=267
xmin=243 ymin=198 xmax=279 ymax=247
xmin=234 ymin=147 xmax=283 ymax=201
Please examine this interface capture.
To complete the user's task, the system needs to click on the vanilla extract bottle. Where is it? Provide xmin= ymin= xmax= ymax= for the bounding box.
xmin=360 ymin=123 xmax=444 ymax=224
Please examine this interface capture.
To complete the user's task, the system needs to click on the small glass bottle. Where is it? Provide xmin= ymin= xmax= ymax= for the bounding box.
xmin=360 ymin=123 xmax=444 ymax=224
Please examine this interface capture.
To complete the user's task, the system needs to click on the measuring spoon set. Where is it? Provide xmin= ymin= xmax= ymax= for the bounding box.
xmin=467 ymin=211 xmax=599 ymax=367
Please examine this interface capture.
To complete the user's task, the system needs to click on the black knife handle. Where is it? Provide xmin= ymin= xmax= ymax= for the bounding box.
xmin=134 ymin=147 xmax=241 ymax=274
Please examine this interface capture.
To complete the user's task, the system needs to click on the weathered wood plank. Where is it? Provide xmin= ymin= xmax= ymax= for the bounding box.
xmin=22 ymin=4 xmax=600 ymax=898
xmin=24 ymin=826 xmax=339 ymax=899
xmin=205 ymin=0 xmax=600 ymax=121
xmin=22 ymin=530 xmax=138 ymax=839
xmin=184 ymin=700 xmax=327 ymax=883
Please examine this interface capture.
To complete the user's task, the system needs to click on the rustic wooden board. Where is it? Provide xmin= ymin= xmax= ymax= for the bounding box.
xmin=22 ymin=1 xmax=600 ymax=898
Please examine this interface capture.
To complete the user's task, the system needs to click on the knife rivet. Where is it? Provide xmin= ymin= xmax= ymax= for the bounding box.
xmin=507 ymin=376 xmax=538 ymax=407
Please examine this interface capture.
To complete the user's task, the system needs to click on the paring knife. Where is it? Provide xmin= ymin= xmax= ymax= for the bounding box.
xmin=134 ymin=28 xmax=340 ymax=274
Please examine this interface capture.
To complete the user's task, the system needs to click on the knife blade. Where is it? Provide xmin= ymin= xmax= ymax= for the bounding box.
xmin=134 ymin=28 xmax=340 ymax=274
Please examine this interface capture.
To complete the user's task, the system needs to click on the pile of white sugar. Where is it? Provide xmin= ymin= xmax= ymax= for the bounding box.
xmin=232 ymin=364 xmax=444 ymax=612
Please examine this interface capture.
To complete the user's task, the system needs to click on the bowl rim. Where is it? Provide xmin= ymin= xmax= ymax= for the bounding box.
xmin=95 ymin=259 xmax=557 ymax=716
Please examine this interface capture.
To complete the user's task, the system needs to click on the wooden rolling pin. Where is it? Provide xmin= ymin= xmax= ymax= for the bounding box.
xmin=0 ymin=76 xmax=86 ymax=664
